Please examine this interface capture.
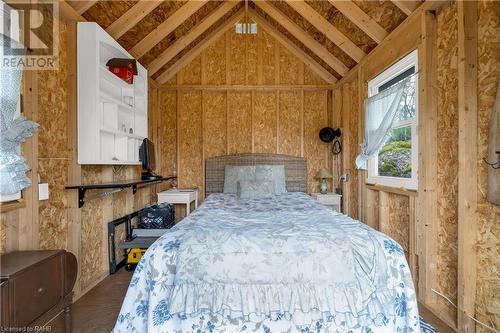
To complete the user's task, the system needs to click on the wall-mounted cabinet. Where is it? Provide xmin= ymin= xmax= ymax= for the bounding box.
xmin=77 ymin=22 xmax=148 ymax=165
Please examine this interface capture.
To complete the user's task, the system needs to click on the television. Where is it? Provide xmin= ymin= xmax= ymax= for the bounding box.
xmin=139 ymin=138 xmax=160 ymax=180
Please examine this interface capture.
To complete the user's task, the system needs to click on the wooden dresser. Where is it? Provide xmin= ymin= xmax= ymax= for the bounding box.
xmin=0 ymin=250 xmax=77 ymax=332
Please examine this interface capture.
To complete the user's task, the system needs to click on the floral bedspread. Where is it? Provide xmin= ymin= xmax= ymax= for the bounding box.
xmin=113 ymin=193 xmax=419 ymax=333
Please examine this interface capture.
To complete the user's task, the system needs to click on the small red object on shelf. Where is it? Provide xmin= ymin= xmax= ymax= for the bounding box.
xmin=106 ymin=58 xmax=138 ymax=84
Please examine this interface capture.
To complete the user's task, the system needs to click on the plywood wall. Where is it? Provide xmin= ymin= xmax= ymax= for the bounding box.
xmin=158 ymin=29 xmax=332 ymax=197
xmin=476 ymin=1 xmax=500 ymax=331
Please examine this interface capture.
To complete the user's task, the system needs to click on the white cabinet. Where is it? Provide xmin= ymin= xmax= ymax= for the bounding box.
xmin=311 ymin=193 xmax=342 ymax=212
xmin=77 ymin=22 xmax=148 ymax=165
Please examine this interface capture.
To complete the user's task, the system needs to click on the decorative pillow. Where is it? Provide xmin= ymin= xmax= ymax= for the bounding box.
xmin=237 ymin=179 xmax=275 ymax=199
xmin=223 ymin=165 xmax=255 ymax=193
xmin=255 ymin=165 xmax=287 ymax=195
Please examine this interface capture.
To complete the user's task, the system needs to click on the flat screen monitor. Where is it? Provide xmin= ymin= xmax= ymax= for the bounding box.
xmin=139 ymin=138 xmax=156 ymax=172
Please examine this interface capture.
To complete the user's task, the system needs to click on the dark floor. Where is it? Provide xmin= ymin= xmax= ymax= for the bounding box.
xmin=49 ymin=269 xmax=455 ymax=333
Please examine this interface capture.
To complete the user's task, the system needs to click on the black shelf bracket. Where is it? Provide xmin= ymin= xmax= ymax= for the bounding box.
xmin=66 ymin=176 xmax=176 ymax=208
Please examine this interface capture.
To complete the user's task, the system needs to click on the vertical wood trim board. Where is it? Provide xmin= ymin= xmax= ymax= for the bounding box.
xmin=457 ymin=2 xmax=478 ymax=332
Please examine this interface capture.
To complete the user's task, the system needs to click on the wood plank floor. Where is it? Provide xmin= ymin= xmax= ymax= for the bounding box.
xmin=49 ymin=269 xmax=456 ymax=333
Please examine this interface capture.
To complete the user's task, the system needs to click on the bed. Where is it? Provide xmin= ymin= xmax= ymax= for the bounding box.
xmin=113 ymin=154 xmax=419 ymax=333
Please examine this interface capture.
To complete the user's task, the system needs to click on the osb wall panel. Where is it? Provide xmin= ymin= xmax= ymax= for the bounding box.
xmin=227 ymin=92 xmax=253 ymax=154
xmin=353 ymin=1 xmax=406 ymax=33
xmin=180 ymin=55 xmax=202 ymax=85
xmin=436 ymin=2 xmax=459 ymax=322
xmin=0 ymin=214 xmax=7 ymax=254
xmin=261 ymin=31 xmax=277 ymax=85
xmin=304 ymin=66 xmax=328 ymax=86
xmin=82 ymin=1 xmax=137 ymax=28
xmin=278 ymin=91 xmax=302 ymax=156
xmin=303 ymin=90 xmax=328 ymax=193
xmin=203 ymin=91 xmax=227 ymax=159
xmin=80 ymin=166 xmax=104 ymax=290
xmin=386 ymin=193 xmax=410 ymax=255
xmin=178 ymin=91 xmax=203 ymax=200
xmin=476 ymin=1 xmax=500 ymax=331
xmin=158 ymin=91 xmax=177 ymax=180
xmin=229 ymin=32 xmax=247 ymax=85
xmin=37 ymin=20 xmax=69 ymax=251
xmin=253 ymin=92 xmax=277 ymax=153
xmin=205 ymin=37 xmax=226 ymax=85
xmin=279 ymin=47 xmax=303 ymax=85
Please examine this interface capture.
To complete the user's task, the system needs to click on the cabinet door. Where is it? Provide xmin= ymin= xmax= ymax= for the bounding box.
xmin=11 ymin=256 xmax=63 ymax=326
xmin=0 ymin=278 xmax=10 ymax=327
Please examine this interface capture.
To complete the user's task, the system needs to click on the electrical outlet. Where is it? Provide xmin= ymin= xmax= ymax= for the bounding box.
xmin=340 ymin=174 xmax=349 ymax=182
xmin=38 ymin=183 xmax=49 ymax=200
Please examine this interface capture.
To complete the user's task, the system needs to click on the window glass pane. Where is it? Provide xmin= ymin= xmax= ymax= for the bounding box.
xmin=378 ymin=67 xmax=415 ymax=92
xmin=378 ymin=126 xmax=412 ymax=178
xmin=396 ymin=76 xmax=417 ymax=121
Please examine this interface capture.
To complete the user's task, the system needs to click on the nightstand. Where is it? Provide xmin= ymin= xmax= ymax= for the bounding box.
xmin=311 ymin=193 xmax=342 ymax=212
xmin=157 ymin=189 xmax=198 ymax=216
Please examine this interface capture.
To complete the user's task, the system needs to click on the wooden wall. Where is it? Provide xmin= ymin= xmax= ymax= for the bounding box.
xmin=157 ymin=28 xmax=334 ymax=199
xmin=0 ymin=17 xmax=159 ymax=300
xmin=333 ymin=1 xmax=499 ymax=331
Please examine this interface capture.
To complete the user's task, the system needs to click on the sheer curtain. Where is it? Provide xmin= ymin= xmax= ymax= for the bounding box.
xmin=0 ymin=35 xmax=39 ymax=196
xmin=355 ymin=75 xmax=414 ymax=170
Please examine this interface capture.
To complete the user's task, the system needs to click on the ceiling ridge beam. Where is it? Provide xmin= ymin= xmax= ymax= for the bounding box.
xmin=253 ymin=1 xmax=348 ymax=76
xmin=106 ymin=0 xmax=163 ymax=39
xmin=391 ymin=0 xmax=422 ymax=16
xmin=69 ymin=0 xmax=98 ymax=15
xmin=156 ymin=9 xmax=245 ymax=84
xmin=285 ymin=0 xmax=365 ymax=63
xmin=327 ymin=0 xmax=388 ymax=43
xmin=148 ymin=0 xmax=240 ymax=76
xmin=130 ymin=0 xmax=209 ymax=59
xmin=249 ymin=9 xmax=336 ymax=84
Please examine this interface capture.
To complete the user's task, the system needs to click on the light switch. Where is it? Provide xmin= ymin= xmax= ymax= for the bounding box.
xmin=38 ymin=183 xmax=49 ymax=200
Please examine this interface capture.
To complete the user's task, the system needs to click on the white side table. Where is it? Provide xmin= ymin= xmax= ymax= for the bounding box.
xmin=311 ymin=193 xmax=342 ymax=212
xmin=157 ymin=189 xmax=198 ymax=215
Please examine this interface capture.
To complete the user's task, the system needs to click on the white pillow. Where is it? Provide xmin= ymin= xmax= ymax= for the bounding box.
xmin=255 ymin=165 xmax=287 ymax=195
xmin=223 ymin=165 xmax=255 ymax=193
xmin=237 ymin=179 xmax=275 ymax=199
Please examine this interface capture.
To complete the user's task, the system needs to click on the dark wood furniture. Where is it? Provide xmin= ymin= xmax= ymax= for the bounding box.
xmin=0 ymin=250 xmax=77 ymax=332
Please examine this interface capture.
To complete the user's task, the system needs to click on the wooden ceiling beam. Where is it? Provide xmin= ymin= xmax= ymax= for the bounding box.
xmin=130 ymin=0 xmax=209 ymax=59
xmin=249 ymin=9 xmax=337 ymax=84
xmin=106 ymin=1 xmax=163 ymax=39
xmin=68 ymin=0 xmax=98 ymax=15
xmin=156 ymin=9 xmax=245 ymax=84
xmin=285 ymin=0 xmax=365 ymax=63
xmin=327 ymin=0 xmax=388 ymax=43
xmin=148 ymin=0 xmax=240 ymax=76
xmin=253 ymin=1 xmax=348 ymax=76
xmin=391 ymin=0 xmax=422 ymax=16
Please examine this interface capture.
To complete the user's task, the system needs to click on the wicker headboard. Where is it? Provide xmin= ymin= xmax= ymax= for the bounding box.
xmin=205 ymin=153 xmax=307 ymax=196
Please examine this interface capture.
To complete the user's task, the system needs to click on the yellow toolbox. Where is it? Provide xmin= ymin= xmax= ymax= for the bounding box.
xmin=126 ymin=248 xmax=146 ymax=270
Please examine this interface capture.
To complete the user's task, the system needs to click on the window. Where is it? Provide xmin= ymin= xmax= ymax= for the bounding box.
xmin=367 ymin=50 xmax=418 ymax=190
xmin=235 ymin=23 xmax=257 ymax=34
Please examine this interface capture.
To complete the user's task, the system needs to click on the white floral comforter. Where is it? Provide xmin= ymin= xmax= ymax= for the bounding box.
xmin=113 ymin=193 xmax=419 ymax=333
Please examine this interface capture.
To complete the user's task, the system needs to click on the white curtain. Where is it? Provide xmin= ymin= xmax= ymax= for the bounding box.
xmin=0 ymin=35 xmax=39 ymax=195
xmin=355 ymin=75 xmax=415 ymax=170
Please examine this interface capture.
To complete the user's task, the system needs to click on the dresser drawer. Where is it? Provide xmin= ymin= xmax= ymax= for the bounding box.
xmin=11 ymin=256 xmax=63 ymax=326
xmin=317 ymin=196 xmax=340 ymax=205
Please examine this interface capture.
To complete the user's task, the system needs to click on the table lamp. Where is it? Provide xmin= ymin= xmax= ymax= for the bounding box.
xmin=316 ymin=168 xmax=333 ymax=194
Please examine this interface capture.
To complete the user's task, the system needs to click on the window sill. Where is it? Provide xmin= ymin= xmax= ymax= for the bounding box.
xmin=0 ymin=199 xmax=26 ymax=213
xmin=366 ymin=183 xmax=418 ymax=197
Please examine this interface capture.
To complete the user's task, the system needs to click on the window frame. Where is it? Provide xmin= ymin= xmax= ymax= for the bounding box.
xmin=366 ymin=50 xmax=419 ymax=190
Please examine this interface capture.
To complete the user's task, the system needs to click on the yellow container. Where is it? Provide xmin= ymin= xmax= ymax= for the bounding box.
xmin=127 ymin=248 xmax=146 ymax=264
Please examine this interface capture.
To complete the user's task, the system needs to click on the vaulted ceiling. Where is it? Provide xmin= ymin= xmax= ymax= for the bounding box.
xmin=67 ymin=0 xmax=423 ymax=84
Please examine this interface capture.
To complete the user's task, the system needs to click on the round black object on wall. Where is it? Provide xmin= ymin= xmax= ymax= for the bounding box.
xmin=319 ymin=127 xmax=341 ymax=143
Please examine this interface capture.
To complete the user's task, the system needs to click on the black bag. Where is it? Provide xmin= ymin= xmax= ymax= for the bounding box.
xmin=138 ymin=202 xmax=175 ymax=229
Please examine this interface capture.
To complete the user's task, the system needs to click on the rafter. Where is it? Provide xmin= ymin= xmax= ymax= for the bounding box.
xmin=106 ymin=1 xmax=163 ymax=39
xmin=254 ymin=1 xmax=348 ymax=76
xmin=285 ymin=0 xmax=365 ymax=63
xmin=130 ymin=0 xmax=209 ymax=59
xmin=69 ymin=0 xmax=98 ymax=15
xmin=148 ymin=0 xmax=240 ymax=76
xmin=249 ymin=9 xmax=336 ymax=84
xmin=391 ymin=0 xmax=421 ymax=16
xmin=156 ymin=9 xmax=245 ymax=84
xmin=327 ymin=0 xmax=388 ymax=43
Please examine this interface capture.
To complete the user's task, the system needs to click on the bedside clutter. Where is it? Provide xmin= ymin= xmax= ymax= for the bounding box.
xmin=311 ymin=192 xmax=342 ymax=212
xmin=0 ymin=250 xmax=77 ymax=332
xmin=157 ymin=188 xmax=198 ymax=222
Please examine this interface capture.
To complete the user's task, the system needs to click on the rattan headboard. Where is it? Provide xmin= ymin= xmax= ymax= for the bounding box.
xmin=205 ymin=153 xmax=307 ymax=196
